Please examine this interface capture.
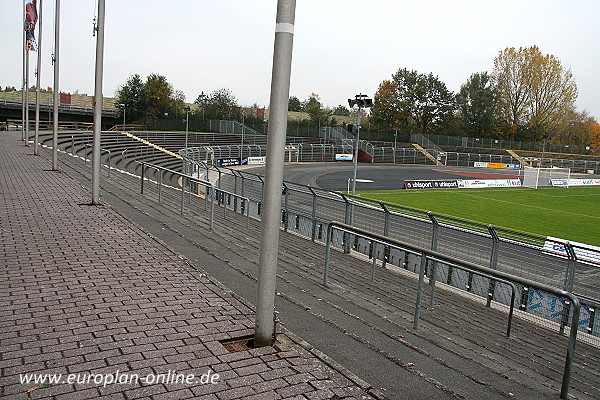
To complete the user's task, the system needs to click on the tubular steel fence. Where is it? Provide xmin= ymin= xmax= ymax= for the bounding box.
xmin=416 ymin=132 xmax=595 ymax=155
xmin=182 ymin=143 xmax=600 ymax=173
xmin=139 ymin=162 xmax=251 ymax=231
xmin=179 ymin=152 xmax=600 ymax=346
xmin=323 ymin=222 xmax=581 ymax=400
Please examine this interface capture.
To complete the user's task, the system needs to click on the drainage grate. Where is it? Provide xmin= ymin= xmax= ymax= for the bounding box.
xmin=219 ymin=335 xmax=256 ymax=353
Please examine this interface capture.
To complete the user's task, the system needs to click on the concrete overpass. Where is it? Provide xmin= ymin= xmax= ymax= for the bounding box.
xmin=0 ymin=97 xmax=118 ymax=129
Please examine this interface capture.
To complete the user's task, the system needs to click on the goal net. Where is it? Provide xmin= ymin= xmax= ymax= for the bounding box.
xmin=522 ymin=166 xmax=571 ymax=189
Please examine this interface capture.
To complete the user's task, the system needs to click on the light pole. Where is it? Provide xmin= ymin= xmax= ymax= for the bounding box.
xmin=241 ymin=114 xmax=245 ymax=159
xmin=197 ymin=91 xmax=206 ymax=122
xmin=185 ymin=106 xmax=190 ymax=148
xmin=347 ymin=93 xmax=372 ymax=224
xmin=117 ymin=103 xmax=125 ymax=126
xmin=394 ymin=129 xmax=397 ymax=164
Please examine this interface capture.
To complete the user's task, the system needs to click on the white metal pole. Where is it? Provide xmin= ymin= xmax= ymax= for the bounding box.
xmin=25 ymin=50 xmax=30 ymax=145
xmin=241 ymin=115 xmax=245 ymax=159
xmin=22 ymin=1 xmax=27 ymax=141
xmin=351 ymin=105 xmax=361 ymax=196
xmin=255 ymin=0 xmax=296 ymax=347
xmin=91 ymin=0 xmax=106 ymax=205
xmin=349 ymin=105 xmax=361 ymax=225
xmin=185 ymin=108 xmax=189 ymax=148
xmin=34 ymin=0 xmax=43 ymax=155
xmin=52 ymin=0 xmax=60 ymax=170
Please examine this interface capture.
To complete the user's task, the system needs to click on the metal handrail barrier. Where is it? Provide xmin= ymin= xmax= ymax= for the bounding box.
xmin=101 ymin=148 xmax=112 ymax=178
xmin=139 ymin=162 xmax=215 ymax=231
xmin=139 ymin=162 xmax=251 ymax=231
xmin=323 ymin=222 xmax=517 ymax=334
xmin=213 ymin=187 xmax=251 ymax=229
xmin=323 ymin=222 xmax=581 ymax=400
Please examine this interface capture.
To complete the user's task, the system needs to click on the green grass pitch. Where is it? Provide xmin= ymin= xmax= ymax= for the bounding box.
xmin=358 ymin=186 xmax=600 ymax=246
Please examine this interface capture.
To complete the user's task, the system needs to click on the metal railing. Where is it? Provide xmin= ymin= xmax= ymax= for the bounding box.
xmin=177 ymin=155 xmax=600 ymax=343
xmin=43 ymin=130 xmax=597 ymax=398
xmin=323 ymin=222 xmax=580 ymax=400
xmin=50 ymin=132 xmax=600 ymax=346
xmin=138 ymin=162 xmax=251 ymax=231
xmin=422 ymin=132 xmax=595 ymax=156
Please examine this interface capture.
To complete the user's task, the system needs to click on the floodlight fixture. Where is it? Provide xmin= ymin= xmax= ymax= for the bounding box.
xmin=348 ymin=93 xmax=372 ymax=226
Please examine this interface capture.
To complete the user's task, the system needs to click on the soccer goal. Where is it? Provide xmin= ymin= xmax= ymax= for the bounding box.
xmin=522 ymin=166 xmax=571 ymax=188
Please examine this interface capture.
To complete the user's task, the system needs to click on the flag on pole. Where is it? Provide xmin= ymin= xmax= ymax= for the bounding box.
xmin=25 ymin=0 xmax=38 ymax=51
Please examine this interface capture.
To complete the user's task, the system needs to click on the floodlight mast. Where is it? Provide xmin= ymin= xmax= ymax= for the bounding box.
xmin=184 ymin=106 xmax=191 ymax=149
xmin=348 ymin=93 xmax=372 ymax=225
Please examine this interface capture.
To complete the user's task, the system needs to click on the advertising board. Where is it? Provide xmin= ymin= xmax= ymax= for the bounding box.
xmin=487 ymin=163 xmax=506 ymax=169
xmin=459 ymin=179 xmax=522 ymax=188
xmin=217 ymin=158 xmax=241 ymax=167
xmin=245 ymin=156 xmax=266 ymax=165
xmin=336 ymin=153 xmax=353 ymax=161
xmin=543 ymin=237 xmax=600 ymax=266
xmin=404 ymin=180 xmax=459 ymax=190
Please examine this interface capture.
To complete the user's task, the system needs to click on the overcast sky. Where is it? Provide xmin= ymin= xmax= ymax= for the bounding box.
xmin=1 ymin=1 xmax=599 ymax=119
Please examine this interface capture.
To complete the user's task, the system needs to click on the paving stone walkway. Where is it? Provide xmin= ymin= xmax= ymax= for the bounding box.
xmin=0 ymin=131 xmax=377 ymax=400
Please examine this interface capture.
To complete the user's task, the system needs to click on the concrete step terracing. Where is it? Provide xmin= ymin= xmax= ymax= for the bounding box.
xmin=29 ymin=133 xmax=600 ymax=400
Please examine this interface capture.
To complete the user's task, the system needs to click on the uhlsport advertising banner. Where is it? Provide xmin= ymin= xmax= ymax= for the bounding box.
xmin=405 ymin=179 xmax=522 ymax=190
xmin=404 ymin=180 xmax=459 ymax=190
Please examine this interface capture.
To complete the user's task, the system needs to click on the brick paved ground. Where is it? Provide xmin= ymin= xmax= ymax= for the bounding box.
xmin=0 ymin=131 xmax=377 ymax=399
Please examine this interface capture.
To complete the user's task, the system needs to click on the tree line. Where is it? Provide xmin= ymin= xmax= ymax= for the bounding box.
xmin=370 ymin=46 xmax=599 ymax=150
xmin=114 ymin=46 xmax=599 ymax=152
xmin=116 ymin=75 xmax=265 ymax=126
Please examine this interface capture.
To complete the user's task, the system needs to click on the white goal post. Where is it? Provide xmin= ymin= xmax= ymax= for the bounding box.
xmin=522 ymin=166 xmax=571 ymax=189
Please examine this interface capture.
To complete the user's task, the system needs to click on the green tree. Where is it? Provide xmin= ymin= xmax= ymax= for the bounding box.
xmin=331 ymin=105 xmax=350 ymax=116
xmin=116 ymin=74 xmax=146 ymax=123
xmin=304 ymin=93 xmax=329 ymax=125
xmin=144 ymin=73 xmax=173 ymax=124
xmin=392 ymin=68 xmax=455 ymax=134
xmin=288 ymin=96 xmax=303 ymax=112
xmin=456 ymin=72 xmax=498 ymax=137
xmin=203 ymin=88 xmax=239 ymax=120
xmin=169 ymin=89 xmax=187 ymax=119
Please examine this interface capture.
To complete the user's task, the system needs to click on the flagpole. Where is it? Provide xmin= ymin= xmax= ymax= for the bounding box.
xmin=52 ymin=0 xmax=60 ymax=170
xmin=34 ymin=0 xmax=43 ymax=156
xmin=22 ymin=1 xmax=27 ymax=142
xmin=254 ymin=0 xmax=296 ymax=347
xmin=91 ymin=0 xmax=106 ymax=205
xmin=25 ymin=50 xmax=30 ymax=146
